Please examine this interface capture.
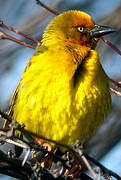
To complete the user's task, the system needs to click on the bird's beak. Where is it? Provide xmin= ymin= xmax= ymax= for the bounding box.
xmin=90 ymin=25 xmax=118 ymax=38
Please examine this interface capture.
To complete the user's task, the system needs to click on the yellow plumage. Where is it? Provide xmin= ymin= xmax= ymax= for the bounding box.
xmin=10 ymin=11 xmax=111 ymax=147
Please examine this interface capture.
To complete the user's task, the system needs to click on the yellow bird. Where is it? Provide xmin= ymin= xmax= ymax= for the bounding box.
xmin=9 ymin=10 xmax=117 ymax=147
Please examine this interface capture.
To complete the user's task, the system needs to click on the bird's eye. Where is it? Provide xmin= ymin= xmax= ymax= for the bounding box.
xmin=77 ymin=27 xmax=84 ymax=32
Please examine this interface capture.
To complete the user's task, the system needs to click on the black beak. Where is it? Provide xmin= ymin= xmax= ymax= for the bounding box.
xmin=90 ymin=24 xmax=118 ymax=38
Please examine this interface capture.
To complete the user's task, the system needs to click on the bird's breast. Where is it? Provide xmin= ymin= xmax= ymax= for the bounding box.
xmin=12 ymin=49 xmax=111 ymax=146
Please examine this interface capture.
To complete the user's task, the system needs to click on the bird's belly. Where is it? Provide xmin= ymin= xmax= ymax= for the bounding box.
xmin=15 ymin=86 xmax=110 ymax=147
xmin=12 ymin=73 xmax=111 ymax=147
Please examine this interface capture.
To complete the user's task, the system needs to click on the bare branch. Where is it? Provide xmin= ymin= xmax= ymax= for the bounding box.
xmin=110 ymin=78 xmax=121 ymax=88
xmin=0 ymin=22 xmax=41 ymax=46
xmin=110 ymin=88 xmax=121 ymax=97
xmin=101 ymin=37 xmax=121 ymax=56
xmin=35 ymin=0 xmax=59 ymax=16
xmin=0 ymin=30 xmax=36 ymax=49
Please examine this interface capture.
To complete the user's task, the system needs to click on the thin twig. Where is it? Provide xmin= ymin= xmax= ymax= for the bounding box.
xmin=101 ymin=37 xmax=121 ymax=56
xmin=81 ymin=155 xmax=98 ymax=180
xmin=76 ymin=149 xmax=98 ymax=180
xmin=0 ymin=30 xmax=36 ymax=49
xmin=110 ymin=88 xmax=121 ymax=97
xmin=35 ymin=0 xmax=59 ymax=16
xmin=0 ymin=23 xmax=40 ymax=46
xmin=110 ymin=78 xmax=121 ymax=88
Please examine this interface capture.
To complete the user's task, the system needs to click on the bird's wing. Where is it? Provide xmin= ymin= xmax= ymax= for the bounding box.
xmin=9 ymin=45 xmax=48 ymax=117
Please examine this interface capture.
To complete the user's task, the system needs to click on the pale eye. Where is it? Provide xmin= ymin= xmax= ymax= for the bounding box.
xmin=77 ymin=27 xmax=84 ymax=32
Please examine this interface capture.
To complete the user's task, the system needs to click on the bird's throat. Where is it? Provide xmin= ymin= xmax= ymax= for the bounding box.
xmin=66 ymin=42 xmax=91 ymax=65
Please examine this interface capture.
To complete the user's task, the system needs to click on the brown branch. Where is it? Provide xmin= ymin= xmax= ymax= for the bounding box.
xmin=35 ymin=0 xmax=59 ymax=16
xmin=80 ymin=152 xmax=98 ymax=180
xmin=110 ymin=78 xmax=121 ymax=88
xmin=101 ymin=37 xmax=121 ymax=56
xmin=0 ymin=22 xmax=40 ymax=46
xmin=0 ymin=31 xmax=36 ymax=49
xmin=110 ymin=88 xmax=121 ymax=97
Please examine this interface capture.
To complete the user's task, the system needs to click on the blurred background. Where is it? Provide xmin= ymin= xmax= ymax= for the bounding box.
xmin=0 ymin=0 xmax=121 ymax=179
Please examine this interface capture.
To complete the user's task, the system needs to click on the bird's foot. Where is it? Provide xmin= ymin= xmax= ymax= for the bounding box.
xmin=64 ymin=140 xmax=83 ymax=178
xmin=35 ymin=138 xmax=52 ymax=152
xmin=65 ymin=162 xmax=82 ymax=178
xmin=35 ymin=138 xmax=53 ymax=168
xmin=41 ymin=153 xmax=53 ymax=168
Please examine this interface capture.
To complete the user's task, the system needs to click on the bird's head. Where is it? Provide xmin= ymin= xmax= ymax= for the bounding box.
xmin=42 ymin=10 xmax=117 ymax=62
xmin=42 ymin=10 xmax=117 ymax=51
